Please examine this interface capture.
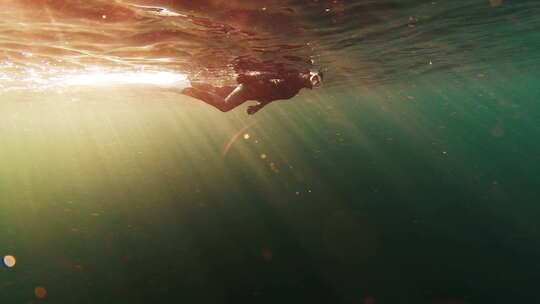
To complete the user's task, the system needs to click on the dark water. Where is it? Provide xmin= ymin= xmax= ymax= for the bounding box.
xmin=1 ymin=1 xmax=540 ymax=303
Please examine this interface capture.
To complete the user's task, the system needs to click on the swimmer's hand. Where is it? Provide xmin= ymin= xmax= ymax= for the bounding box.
xmin=247 ymin=103 xmax=264 ymax=115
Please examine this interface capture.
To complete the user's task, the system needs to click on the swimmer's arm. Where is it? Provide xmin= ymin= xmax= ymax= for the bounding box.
xmin=236 ymin=71 xmax=275 ymax=84
xmin=224 ymin=84 xmax=245 ymax=104
xmin=247 ymin=101 xmax=271 ymax=115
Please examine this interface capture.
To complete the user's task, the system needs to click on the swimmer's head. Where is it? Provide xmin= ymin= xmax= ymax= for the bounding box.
xmin=309 ymin=70 xmax=323 ymax=88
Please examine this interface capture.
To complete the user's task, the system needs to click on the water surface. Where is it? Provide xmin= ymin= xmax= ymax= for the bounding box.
xmin=0 ymin=1 xmax=539 ymax=303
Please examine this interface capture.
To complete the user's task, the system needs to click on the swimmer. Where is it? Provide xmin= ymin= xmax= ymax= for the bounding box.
xmin=181 ymin=66 xmax=323 ymax=115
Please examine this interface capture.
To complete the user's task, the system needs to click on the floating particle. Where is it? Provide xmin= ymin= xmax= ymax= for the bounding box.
xmin=507 ymin=15 xmax=518 ymax=23
xmin=441 ymin=151 xmax=448 ymax=156
xmin=3 ymin=255 xmax=16 ymax=268
xmin=261 ymin=248 xmax=273 ymax=261
xmin=268 ymin=162 xmax=279 ymax=173
xmin=34 ymin=286 xmax=47 ymax=299
xmin=490 ymin=0 xmax=502 ymax=7
xmin=243 ymin=133 xmax=250 ymax=140
xmin=364 ymin=296 xmax=376 ymax=304
xmin=260 ymin=153 xmax=267 ymax=159
xmin=491 ymin=123 xmax=505 ymax=137
xmin=477 ymin=73 xmax=486 ymax=79
xmin=91 ymin=212 xmax=100 ymax=217
xmin=405 ymin=95 xmax=415 ymax=100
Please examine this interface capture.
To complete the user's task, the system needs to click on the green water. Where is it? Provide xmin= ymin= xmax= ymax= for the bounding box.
xmin=1 ymin=63 xmax=539 ymax=303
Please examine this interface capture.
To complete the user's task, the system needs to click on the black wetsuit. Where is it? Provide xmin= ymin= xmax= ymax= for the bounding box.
xmin=236 ymin=71 xmax=311 ymax=102
xmin=181 ymin=67 xmax=312 ymax=114
xmin=232 ymin=70 xmax=312 ymax=114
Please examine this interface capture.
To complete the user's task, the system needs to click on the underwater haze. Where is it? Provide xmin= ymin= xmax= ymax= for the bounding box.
xmin=1 ymin=0 xmax=540 ymax=303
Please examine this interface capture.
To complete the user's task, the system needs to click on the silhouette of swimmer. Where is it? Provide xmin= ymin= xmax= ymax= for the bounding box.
xmin=181 ymin=66 xmax=323 ymax=114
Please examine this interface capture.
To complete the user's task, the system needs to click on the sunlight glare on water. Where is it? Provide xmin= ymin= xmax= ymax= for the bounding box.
xmin=63 ymin=70 xmax=188 ymax=87
xmin=1 ymin=1 xmax=540 ymax=304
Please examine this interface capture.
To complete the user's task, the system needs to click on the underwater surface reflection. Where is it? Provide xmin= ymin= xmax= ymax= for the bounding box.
xmin=1 ymin=1 xmax=540 ymax=304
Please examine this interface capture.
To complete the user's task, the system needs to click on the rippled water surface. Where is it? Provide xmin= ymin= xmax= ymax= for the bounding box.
xmin=1 ymin=1 xmax=540 ymax=303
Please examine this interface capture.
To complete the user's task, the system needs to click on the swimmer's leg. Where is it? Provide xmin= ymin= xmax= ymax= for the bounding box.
xmin=246 ymin=101 xmax=268 ymax=115
xmin=224 ymin=84 xmax=251 ymax=109
xmin=181 ymin=87 xmax=234 ymax=112
xmin=172 ymin=83 xmax=250 ymax=112
xmin=225 ymin=84 xmax=270 ymax=115
xmin=176 ymin=83 xmax=249 ymax=112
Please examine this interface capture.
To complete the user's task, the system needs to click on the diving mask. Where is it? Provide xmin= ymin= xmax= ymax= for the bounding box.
xmin=309 ymin=71 xmax=323 ymax=88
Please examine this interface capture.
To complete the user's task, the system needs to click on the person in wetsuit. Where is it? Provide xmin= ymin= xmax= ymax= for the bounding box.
xmin=181 ymin=66 xmax=323 ymax=115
